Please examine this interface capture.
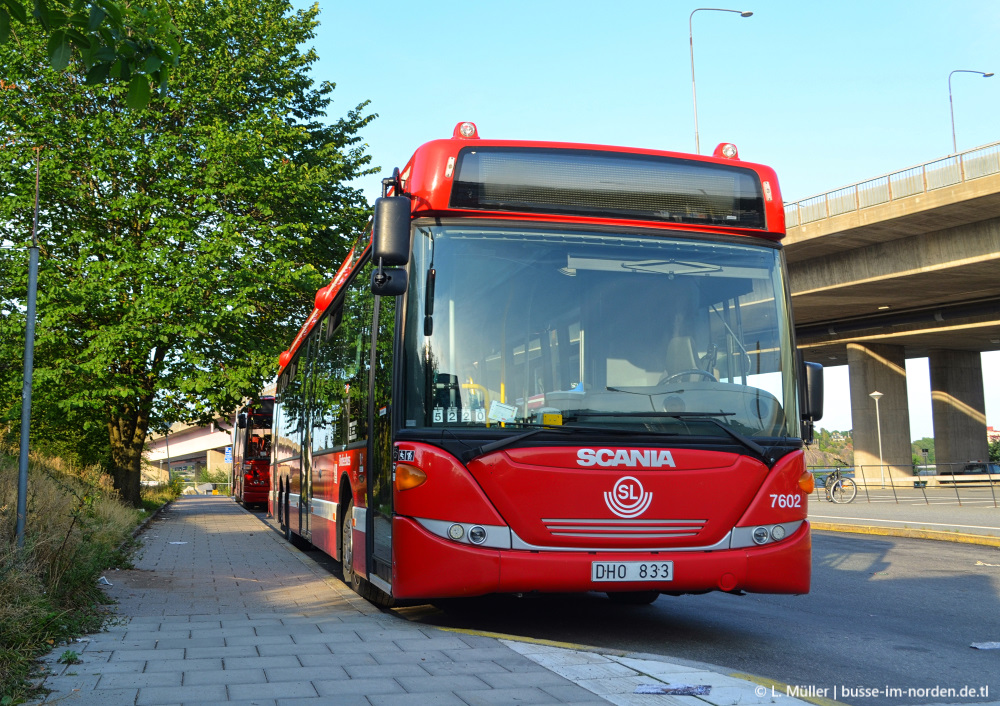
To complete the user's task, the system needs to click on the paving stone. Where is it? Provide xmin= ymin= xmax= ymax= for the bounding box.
xmin=343 ymin=663 xmax=429 ymax=679
xmin=312 ymin=677 xmax=406 ymax=697
xmin=40 ymin=687 xmax=139 ymax=705
xmin=152 ymin=636 xmax=226 ymax=650
xmin=135 ymin=684 xmax=229 ymax=705
xmin=366 ymin=693 xmax=469 ymax=706
xmin=97 ymin=671 xmax=182 ymax=689
xmin=109 ymin=647 xmax=185 ymax=662
xmin=479 ymin=670 xmax=579 ymax=689
xmin=222 ymin=655 xmax=303 ymax=671
xmin=181 ymin=667 xmax=267 ymax=686
xmin=144 ymin=658 xmax=222 ymax=673
xmin=228 ymin=680 xmax=319 ymax=700
xmin=370 ymin=649 xmax=453 ymax=664
xmin=419 ymin=660 xmax=514 ymax=677
xmin=540 ymin=683 xmax=612 ymax=702
xmin=296 ymin=652 xmax=377 ymax=668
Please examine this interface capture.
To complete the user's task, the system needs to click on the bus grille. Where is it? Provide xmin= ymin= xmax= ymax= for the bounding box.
xmin=541 ymin=518 xmax=706 ymax=539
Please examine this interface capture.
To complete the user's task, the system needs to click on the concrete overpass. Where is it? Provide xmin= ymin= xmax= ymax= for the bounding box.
xmin=784 ymin=141 xmax=1000 ymax=476
xmin=146 ymin=419 xmax=232 ymax=477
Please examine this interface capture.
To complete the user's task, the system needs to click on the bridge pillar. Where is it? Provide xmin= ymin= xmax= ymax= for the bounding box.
xmin=929 ymin=350 xmax=988 ymax=472
xmin=847 ymin=343 xmax=913 ymax=484
xmin=207 ymin=448 xmax=227 ymax=474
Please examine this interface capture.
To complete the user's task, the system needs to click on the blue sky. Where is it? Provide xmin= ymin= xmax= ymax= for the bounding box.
xmin=302 ymin=0 xmax=1000 ymax=439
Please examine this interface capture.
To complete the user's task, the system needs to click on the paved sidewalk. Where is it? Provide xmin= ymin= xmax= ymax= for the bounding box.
xmin=32 ymin=496 xmax=808 ymax=706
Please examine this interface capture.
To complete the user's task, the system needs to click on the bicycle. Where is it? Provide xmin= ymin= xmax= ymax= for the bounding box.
xmin=824 ymin=468 xmax=857 ymax=503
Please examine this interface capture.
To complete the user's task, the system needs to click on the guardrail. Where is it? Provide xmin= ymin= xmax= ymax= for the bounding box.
xmin=810 ymin=465 xmax=999 ymax=507
xmin=785 ymin=141 xmax=1000 ymax=227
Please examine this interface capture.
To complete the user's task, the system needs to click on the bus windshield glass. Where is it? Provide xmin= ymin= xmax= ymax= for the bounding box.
xmin=402 ymin=224 xmax=799 ymax=440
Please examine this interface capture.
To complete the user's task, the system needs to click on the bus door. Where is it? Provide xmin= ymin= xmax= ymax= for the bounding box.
xmin=299 ymin=325 xmax=325 ymax=543
xmin=367 ymin=294 xmax=395 ymax=592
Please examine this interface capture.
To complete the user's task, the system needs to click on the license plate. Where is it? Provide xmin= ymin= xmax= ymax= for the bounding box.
xmin=591 ymin=560 xmax=673 ymax=582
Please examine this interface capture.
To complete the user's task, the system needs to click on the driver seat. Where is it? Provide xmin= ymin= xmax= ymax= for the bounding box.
xmin=664 ymin=336 xmax=699 ymax=382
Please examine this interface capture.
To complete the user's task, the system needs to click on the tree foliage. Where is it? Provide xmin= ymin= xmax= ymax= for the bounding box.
xmin=0 ymin=0 xmax=376 ymax=505
xmin=0 ymin=0 xmax=179 ymax=108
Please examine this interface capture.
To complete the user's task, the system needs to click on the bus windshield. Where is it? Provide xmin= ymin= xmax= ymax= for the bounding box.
xmin=401 ymin=224 xmax=799 ymax=440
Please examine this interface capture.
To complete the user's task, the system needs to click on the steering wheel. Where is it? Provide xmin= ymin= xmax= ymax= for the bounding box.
xmin=658 ymin=369 xmax=718 ymax=385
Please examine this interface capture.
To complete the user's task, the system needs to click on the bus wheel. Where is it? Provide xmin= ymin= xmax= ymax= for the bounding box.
xmin=341 ymin=498 xmax=360 ymax=591
xmin=606 ymin=591 xmax=660 ymax=605
xmin=276 ymin=480 xmax=284 ymax=525
xmin=339 ymin=498 xmax=394 ymax=608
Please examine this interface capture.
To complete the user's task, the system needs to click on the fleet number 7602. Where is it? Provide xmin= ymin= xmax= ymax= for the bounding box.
xmin=770 ymin=493 xmax=802 ymax=508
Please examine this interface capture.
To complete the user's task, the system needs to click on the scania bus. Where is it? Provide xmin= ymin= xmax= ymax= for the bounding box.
xmin=271 ymin=122 xmax=823 ymax=606
xmin=232 ymin=398 xmax=274 ymax=509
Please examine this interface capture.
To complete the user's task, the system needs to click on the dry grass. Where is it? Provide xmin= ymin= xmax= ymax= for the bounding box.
xmin=0 ymin=448 xmax=176 ymax=702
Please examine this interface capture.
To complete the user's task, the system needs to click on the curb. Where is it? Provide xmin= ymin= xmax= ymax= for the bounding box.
xmin=811 ymin=521 xmax=1000 ymax=547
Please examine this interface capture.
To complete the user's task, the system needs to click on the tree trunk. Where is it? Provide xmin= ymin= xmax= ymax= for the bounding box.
xmin=108 ymin=412 xmax=148 ymax=507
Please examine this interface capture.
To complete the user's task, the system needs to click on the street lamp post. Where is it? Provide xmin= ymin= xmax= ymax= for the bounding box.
xmin=15 ymin=147 xmax=42 ymax=550
xmin=948 ymin=69 xmax=993 ymax=154
xmin=689 ymin=7 xmax=753 ymax=154
xmin=869 ymin=391 xmax=885 ymax=488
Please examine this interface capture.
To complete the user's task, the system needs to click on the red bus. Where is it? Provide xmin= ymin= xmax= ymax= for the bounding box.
xmin=232 ymin=398 xmax=274 ymax=509
xmin=271 ymin=122 xmax=823 ymax=606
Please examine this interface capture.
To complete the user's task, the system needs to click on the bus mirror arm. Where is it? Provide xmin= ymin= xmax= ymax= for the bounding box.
xmin=371 ymin=265 xmax=408 ymax=296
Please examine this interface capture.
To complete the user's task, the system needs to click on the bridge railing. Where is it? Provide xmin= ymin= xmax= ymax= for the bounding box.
xmin=785 ymin=141 xmax=1000 ymax=227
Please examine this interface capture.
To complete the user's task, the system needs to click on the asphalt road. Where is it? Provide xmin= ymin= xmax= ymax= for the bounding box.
xmin=391 ymin=531 xmax=1000 ymax=706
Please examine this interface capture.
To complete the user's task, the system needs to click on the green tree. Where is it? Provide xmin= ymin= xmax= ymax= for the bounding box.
xmin=1 ymin=0 xmax=179 ymax=107
xmin=0 ymin=0 xmax=375 ymax=506
xmin=989 ymin=439 xmax=1000 ymax=463
xmin=911 ymin=437 xmax=935 ymax=466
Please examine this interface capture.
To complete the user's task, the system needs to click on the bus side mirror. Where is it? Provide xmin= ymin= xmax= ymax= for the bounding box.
xmin=372 ymin=196 xmax=411 ymax=266
xmin=800 ymin=361 xmax=824 ymax=442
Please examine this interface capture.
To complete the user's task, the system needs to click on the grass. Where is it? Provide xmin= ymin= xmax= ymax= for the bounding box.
xmin=0 ymin=450 xmax=177 ymax=704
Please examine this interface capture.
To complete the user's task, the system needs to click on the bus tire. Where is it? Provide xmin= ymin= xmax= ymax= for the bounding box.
xmin=341 ymin=497 xmax=361 ymax=591
xmin=276 ymin=479 xmax=284 ymax=525
xmin=606 ymin=591 xmax=660 ymax=605
xmin=340 ymin=497 xmax=394 ymax=607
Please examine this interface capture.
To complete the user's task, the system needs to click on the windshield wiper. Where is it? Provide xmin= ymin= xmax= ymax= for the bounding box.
xmin=663 ymin=414 xmax=766 ymax=460
xmin=458 ymin=424 xmax=573 ymax=464
xmin=567 ymin=410 xmax=766 ymax=460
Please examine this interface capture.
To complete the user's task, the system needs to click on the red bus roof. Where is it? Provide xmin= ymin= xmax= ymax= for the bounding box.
xmin=278 ymin=122 xmax=785 ymax=373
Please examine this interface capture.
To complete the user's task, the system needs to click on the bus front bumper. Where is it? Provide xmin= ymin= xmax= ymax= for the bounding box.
xmin=390 ymin=516 xmax=810 ymax=599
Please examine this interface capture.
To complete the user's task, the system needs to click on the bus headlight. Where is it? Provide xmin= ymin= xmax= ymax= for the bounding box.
xmin=468 ymin=526 xmax=488 ymax=544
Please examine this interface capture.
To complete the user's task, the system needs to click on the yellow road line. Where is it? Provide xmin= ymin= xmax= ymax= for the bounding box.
xmin=812 ymin=522 xmax=1000 ymax=547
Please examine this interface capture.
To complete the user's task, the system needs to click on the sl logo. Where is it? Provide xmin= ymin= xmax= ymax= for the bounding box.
xmin=605 ymin=476 xmax=653 ymax=518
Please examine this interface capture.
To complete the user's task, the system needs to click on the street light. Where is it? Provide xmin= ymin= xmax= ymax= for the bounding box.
xmin=869 ymin=391 xmax=885 ymax=489
xmin=15 ymin=147 xmax=42 ymax=549
xmin=689 ymin=7 xmax=753 ymax=154
xmin=948 ymin=69 xmax=993 ymax=154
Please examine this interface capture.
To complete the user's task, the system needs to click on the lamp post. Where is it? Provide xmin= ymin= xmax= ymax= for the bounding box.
xmin=948 ymin=69 xmax=993 ymax=154
xmin=869 ymin=391 xmax=885 ymax=488
xmin=689 ymin=7 xmax=753 ymax=154
xmin=15 ymin=147 xmax=42 ymax=550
